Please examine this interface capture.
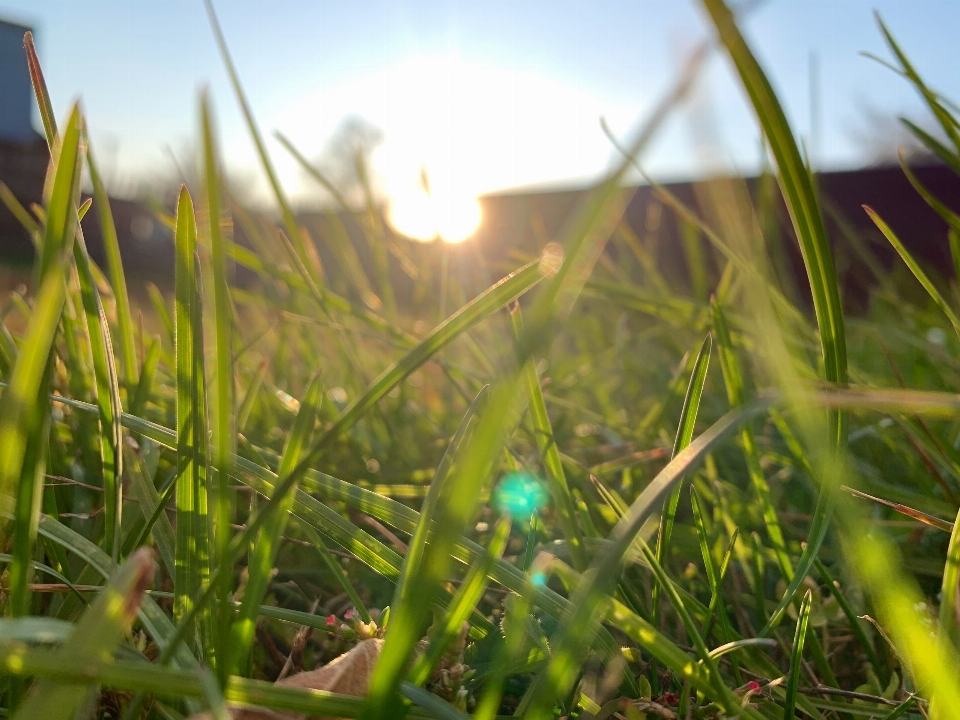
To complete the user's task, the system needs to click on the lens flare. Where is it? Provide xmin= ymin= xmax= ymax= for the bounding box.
xmin=494 ymin=471 xmax=548 ymax=518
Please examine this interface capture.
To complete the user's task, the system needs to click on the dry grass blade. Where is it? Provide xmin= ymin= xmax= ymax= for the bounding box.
xmin=842 ymin=485 xmax=954 ymax=532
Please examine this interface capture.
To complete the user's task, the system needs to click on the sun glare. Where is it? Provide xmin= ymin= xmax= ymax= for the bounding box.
xmin=387 ymin=189 xmax=482 ymax=244
xmin=375 ymin=56 xmax=490 ymax=243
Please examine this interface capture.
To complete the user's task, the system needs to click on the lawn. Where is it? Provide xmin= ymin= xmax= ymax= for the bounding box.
xmin=1 ymin=1 xmax=959 ymax=718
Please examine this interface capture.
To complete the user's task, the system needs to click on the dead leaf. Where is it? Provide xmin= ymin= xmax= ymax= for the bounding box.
xmin=188 ymin=638 xmax=383 ymax=720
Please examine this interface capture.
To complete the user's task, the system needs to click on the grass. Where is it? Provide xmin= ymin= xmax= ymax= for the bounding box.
xmin=3 ymin=1 xmax=960 ymax=717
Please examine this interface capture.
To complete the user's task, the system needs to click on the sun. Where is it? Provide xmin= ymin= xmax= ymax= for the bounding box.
xmin=387 ymin=188 xmax=482 ymax=244
xmin=377 ymin=56 xmax=486 ymax=243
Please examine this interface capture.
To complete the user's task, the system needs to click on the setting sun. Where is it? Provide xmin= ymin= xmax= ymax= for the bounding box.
xmin=387 ymin=188 xmax=482 ymax=243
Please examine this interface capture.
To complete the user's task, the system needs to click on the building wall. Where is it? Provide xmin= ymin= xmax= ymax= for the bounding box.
xmin=0 ymin=20 xmax=36 ymax=142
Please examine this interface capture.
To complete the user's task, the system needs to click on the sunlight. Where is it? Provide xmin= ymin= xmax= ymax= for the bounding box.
xmin=379 ymin=56 xmax=485 ymax=243
xmin=387 ymin=188 xmax=482 ymax=243
xmin=272 ymin=53 xmax=639 ymax=212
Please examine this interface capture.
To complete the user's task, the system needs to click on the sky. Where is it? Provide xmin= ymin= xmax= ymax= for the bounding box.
xmin=4 ymin=1 xmax=960 ymax=240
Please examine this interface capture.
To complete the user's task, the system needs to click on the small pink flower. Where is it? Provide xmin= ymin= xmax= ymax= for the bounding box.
xmin=325 ymin=614 xmax=337 ymax=626
xmin=661 ymin=692 xmax=679 ymax=706
xmin=344 ymin=608 xmax=355 ymax=619
xmin=746 ymin=681 xmax=762 ymax=693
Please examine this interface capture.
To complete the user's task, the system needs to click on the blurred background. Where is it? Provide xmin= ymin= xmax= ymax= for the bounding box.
xmin=2 ymin=1 xmax=959 ymax=297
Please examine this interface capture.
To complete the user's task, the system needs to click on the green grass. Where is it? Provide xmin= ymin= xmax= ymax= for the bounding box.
xmin=3 ymin=2 xmax=960 ymax=718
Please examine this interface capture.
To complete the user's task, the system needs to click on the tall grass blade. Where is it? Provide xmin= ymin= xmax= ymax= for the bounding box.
xmin=690 ymin=486 xmax=738 ymax=651
xmin=226 ymin=373 xmax=323 ymax=676
xmin=700 ymin=0 xmax=849 ymax=641
xmin=130 ymin=336 xmax=161 ymax=419
xmin=699 ymin=0 xmax=847 ymax=395
xmin=24 ymin=44 xmax=126 ymax=564
xmin=203 ymin=0 xmax=321 ymax=295
xmin=173 ymin=186 xmax=211 ymax=653
xmin=900 ymin=118 xmax=960 ymax=175
xmin=74 ymin=226 xmax=125 ymax=562
xmin=864 ymin=205 xmax=960 ymax=338
xmin=0 ymin=105 xmax=83 ymax=619
xmin=23 ymin=33 xmax=56 ymax=148
xmin=200 ymin=90 xmax=237 ymax=680
xmin=652 ymin=331 xmax=711 ymax=615
xmin=86 ymin=140 xmax=138 ymax=389
xmin=876 ymin=15 xmax=960 ymax=155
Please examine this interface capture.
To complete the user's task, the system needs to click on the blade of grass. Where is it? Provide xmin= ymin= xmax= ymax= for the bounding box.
xmin=389 ymin=384 xmax=488 ymax=615
xmin=297 ymin=521 xmax=371 ymax=623
xmin=900 ymin=119 xmax=960 ymax=176
xmin=0 ymin=642 xmax=439 ymax=720
xmin=0 ymin=555 xmax=88 ymax=607
xmin=876 ymin=15 xmax=960 ymax=156
xmin=1 ymin=105 xmax=83 ymax=620
xmin=510 ymin=304 xmax=587 ymax=571
xmin=647 ymin=331 xmax=711 ymax=694
xmin=74 ymin=226 xmax=125 ymax=562
xmin=700 ymin=0 xmax=849 ymax=641
xmin=0 ymin=505 xmax=199 ymax=672
xmin=784 ymin=589 xmax=813 ymax=720
xmin=24 ymin=33 xmax=56 ymax=148
xmin=147 ymin=282 xmax=175 ymax=349
xmin=130 ymin=335 xmax=161 ymax=419
xmin=10 ymin=548 xmax=156 ymax=720
xmin=203 ymin=0 xmax=336 ymax=333
xmin=691 ymin=487 xmax=739 ymax=650
xmin=124 ymin=439 xmax=176 ymax=579
xmin=408 ymin=515 xmax=511 ymax=687
xmin=85 ymin=140 xmax=138 ymax=390
xmin=652 ymin=331 xmax=712 ymax=616
xmin=880 ymin=696 xmax=918 ymax=720
xmin=712 ymin=299 xmax=792 ymax=578
xmin=200 ymin=90 xmax=237 ymax=682
xmin=842 ymin=485 xmax=954 ymax=532
xmin=308 ymin=260 xmax=542 ymax=458
xmin=238 ymin=359 xmax=268 ymax=432
xmin=0 ymin=181 xmax=41 ymax=240
xmin=226 ymin=373 xmax=323 ymax=676
xmin=865 ymin=205 xmax=960 ymax=338
xmin=25 ymin=48 xmax=127 ymax=565
xmin=173 ymin=186 xmax=211 ymax=654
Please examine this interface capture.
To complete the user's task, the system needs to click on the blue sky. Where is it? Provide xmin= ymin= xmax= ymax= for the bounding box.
xmin=4 ymin=1 xmax=960 ymax=212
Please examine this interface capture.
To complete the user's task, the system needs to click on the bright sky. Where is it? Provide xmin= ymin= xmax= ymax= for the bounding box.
xmin=5 ymin=1 xmax=960 ymax=241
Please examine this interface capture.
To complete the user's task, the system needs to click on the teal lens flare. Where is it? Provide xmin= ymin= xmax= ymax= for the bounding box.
xmin=495 ymin=471 xmax=548 ymax=518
